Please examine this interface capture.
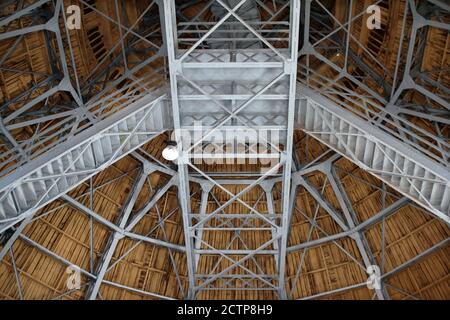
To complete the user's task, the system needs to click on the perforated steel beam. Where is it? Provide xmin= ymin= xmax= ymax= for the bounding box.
xmin=297 ymin=86 xmax=450 ymax=224
xmin=0 ymin=92 xmax=166 ymax=234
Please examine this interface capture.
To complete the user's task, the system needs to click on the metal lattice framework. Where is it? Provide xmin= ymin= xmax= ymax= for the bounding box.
xmin=0 ymin=0 xmax=448 ymax=300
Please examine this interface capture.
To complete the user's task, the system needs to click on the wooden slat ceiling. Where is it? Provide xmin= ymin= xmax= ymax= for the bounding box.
xmin=0 ymin=133 xmax=448 ymax=300
xmin=0 ymin=0 xmax=448 ymax=300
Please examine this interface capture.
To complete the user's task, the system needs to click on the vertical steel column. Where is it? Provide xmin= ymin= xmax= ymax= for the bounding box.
xmin=277 ymin=0 xmax=301 ymax=300
xmin=162 ymin=0 xmax=197 ymax=299
xmin=194 ymin=183 xmax=212 ymax=270
xmin=261 ymin=181 xmax=279 ymax=272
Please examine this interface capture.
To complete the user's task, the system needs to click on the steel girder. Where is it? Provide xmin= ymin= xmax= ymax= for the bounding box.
xmin=298 ymin=0 xmax=450 ymax=168
xmin=84 ymin=165 xmax=150 ymax=300
xmin=0 ymin=0 xmax=166 ymax=177
xmin=0 ymin=0 xmax=448 ymax=301
xmin=297 ymin=86 xmax=450 ymax=223
xmin=162 ymin=0 xmax=300 ymax=299
xmin=0 ymin=1 xmax=169 ymax=238
xmin=294 ymin=155 xmax=390 ymax=299
xmin=0 ymin=91 xmax=168 ymax=233
xmin=0 ymin=148 xmax=427 ymax=300
xmin=1 ymin=0 xmax=91 ymax=175
xmin=296 ymin=237 xmax=449 ymax=300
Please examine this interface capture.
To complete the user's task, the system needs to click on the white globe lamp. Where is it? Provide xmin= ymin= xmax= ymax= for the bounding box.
xmin=162 ymin=141 xmax=179 ymax=161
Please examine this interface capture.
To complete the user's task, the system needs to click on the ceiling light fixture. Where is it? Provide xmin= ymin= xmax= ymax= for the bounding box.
xmin=162 ymin=141 xmax=179 ymax=161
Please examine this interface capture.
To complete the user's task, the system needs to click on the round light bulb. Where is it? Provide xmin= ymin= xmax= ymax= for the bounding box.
xmin=162 ymin=145 xmax=179 ymax=161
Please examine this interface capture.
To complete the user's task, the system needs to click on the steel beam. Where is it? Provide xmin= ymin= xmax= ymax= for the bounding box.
xmin=163 ymin=0 xmax=197 ymax=300
xmin=85 ymin=166 xmax=150 ymax=300
xmin=297 ymin=86 xmax=450 ymax=224
xmin=0 ymin=93 xmax=166 ymax=234
xmin=326 ymin=164 xmax=389 ymax=300
xmin=277 ymin=0 xmax=301 ymax=300
xmin=287 ymin=197 xmax=410 ymax=252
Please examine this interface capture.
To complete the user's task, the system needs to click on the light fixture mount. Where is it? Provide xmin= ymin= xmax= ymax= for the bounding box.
xmin=162 ymin=141 xmax=179 ymax=161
